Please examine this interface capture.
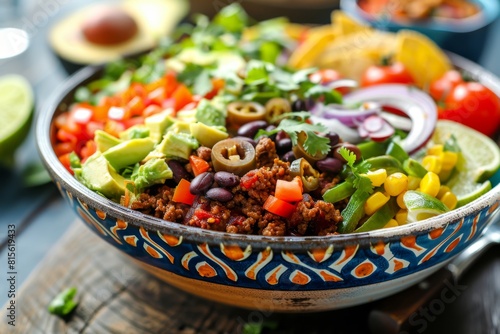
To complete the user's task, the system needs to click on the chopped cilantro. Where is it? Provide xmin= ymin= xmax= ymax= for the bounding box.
xmin=242 ymin=320 xmax=279 ymax=334
xmin=48 ymin=287 xmax=78 ymax=317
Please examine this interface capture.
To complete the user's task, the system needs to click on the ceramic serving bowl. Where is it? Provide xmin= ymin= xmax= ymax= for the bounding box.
xmin=340 ymin=0 xmax=499 ymax=62
xmin=36 ymin=53 xmax=500 ymax=313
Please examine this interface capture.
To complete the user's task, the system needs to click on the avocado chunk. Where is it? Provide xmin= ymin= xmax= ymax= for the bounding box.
xmin=103 ymin=138 xmax=155 ymax=171
xmin=79 ymin=152 xmax=126 ymax=202
xmin=131 ymin=157 xmax=173 ymax=191
xmin=144 ymin=110 xmax=175 ymax=143
xmin=190 ymin=122 xmax=228 ymax=148
xmin=154 ymin=132 xmax=199 ymax=160
xmin=119 ymin=125 xmax=150 ymax=140
xmin=168 ymin=121 xmax=191 ymax=134
xmin=94 ymin=130 xmax=122 ymax=152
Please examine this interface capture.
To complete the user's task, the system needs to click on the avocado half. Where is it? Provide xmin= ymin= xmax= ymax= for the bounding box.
xmin=49 ymin=0 xmax=188 ymax=71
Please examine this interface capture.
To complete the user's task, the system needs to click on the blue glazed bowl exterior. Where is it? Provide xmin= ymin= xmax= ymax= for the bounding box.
xmin=57 ymin=181 xmax=498 ymax=290
xmin=340 ymin=0 xmax=500 ymax=62
xmin=37 ymin=54 xmax=500 ymax=312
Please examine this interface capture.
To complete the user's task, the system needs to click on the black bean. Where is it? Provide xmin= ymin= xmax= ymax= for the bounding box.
xmin=292 ymin=99 xmax=307 ymax=112
xmin=316 ymin=157 xmax=344 ymax=174
xmin=281 ymin=151 xmax=296 ymax=162
xmin=190 ymin=172 xmax=214 ymax=195
xmin=237 ymin=120 xmax=268 ymax=138
xmin=275 ymin=130 xmax=288 ymax=142
xmin=206 ymin=187 xmax=233 ymax=202
xmin=276 ymin=138 xmax=292 ymax=153
xmin=333 ymin=143 xmax=362 ymax=163
xmin=325 ymin=132 xmax=340 ymax=148
xmin=233 ymin=136 xmax=257 ymax=147
xmin=167 ymin=160 xmax=190 ymax=184
xmin=214 ymin=171 xmax=240 ymax=188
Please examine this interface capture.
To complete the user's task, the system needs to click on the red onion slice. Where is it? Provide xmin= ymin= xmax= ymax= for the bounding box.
xmin=343 ymin=84 xmax=438 ymax=154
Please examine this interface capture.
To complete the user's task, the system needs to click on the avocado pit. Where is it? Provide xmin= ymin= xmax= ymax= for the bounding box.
xmin=82 ymin=7 xmax=138 ymax=46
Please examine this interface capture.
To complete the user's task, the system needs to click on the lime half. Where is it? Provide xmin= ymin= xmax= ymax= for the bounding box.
xmin=432 ymin=120 xmax=500 ymax=183
xmin=0 ymin=74 xmax=34 ymax=166
xmin=430 ymin=120 xmax=499 ymax=207
xmin=404 ymin=190 xmax=449 ymax=222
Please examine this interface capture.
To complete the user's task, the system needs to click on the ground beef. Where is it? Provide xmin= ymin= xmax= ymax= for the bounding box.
xmin=255 ymin=137 xmax=278 ymax=168
xmin=129 ymin=156 xmax=343 ymax=236
xmin=196 ymin=146 xmax=212 ymax=161
xmin=240 ymin=158 xmax=290 ymax=204
xmin=130 ymin=185 xmax=190 ymax=222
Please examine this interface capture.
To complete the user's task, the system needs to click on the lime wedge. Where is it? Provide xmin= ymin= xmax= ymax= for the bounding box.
xmin=0 ymin=74 xmax=34 ymax=166
xmin=404 ymin=190 xmax=449 ymax=222
xmin=432 ymin=120 xmax=500 ymax=183
xmin=428 ymin=120 xmax=500 ymax=207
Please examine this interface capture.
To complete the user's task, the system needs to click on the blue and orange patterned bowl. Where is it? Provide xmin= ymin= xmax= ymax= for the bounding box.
xmin=36 ymin=53 xmax=500 ymax=312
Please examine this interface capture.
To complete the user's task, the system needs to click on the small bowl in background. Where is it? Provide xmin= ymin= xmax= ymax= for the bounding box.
xmin=340 ymin=0 xmax=499 ymax=62
xmin=189 ymin=0 xmax=340 ymax=24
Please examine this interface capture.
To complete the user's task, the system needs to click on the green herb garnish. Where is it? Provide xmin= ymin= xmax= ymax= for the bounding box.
xmin=48 ymin=287 xmax=78 ymax=317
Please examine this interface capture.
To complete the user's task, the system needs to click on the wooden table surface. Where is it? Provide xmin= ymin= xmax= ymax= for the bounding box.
xmin=1 ymin=0 xmax=500 ymax=333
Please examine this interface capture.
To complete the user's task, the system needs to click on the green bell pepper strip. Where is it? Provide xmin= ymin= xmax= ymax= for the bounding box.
xmin=386 ymin=141 xmax=409 ymax=163
xmin=337 ymin=177 xmax=372 ymax=234
xmin=360 ymin=155 xmax=406 ymax=175
xmin=354 ymin=197 xmax=400 ymax=233
xmin=357 ymin=141 xmax=388 ymax=159
xmin=403 ymin=158 xmax=428 ymax=178
xmin=322 ymin=180 xmax=355 ymax=203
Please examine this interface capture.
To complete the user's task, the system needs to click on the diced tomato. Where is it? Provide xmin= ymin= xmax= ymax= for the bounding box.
xmin=263 ymin=195 xmax=297 ymax=218
xmin=194 ymin=208 xmax=214 ymax=220
xmin=56 ymin=129 xmax=78 ymax=145
xmin=104 ymin=120 xmax=126 ymax=138
xmin=147 ymin=87 xmax=166 ymax=106
xmin=54 ymin=142 xmax=76 ymax=157
xmin=123 ymin=116 xmax=145 ymax=129
xmin=205 ymin=78 xmax=225 ymax=99
xmin=275 ymin=177 xmax=303 ymax=202
xmin=172 ymin=179 xmax=196 ymax=205
xmin=164 ymin=72 xmax=180 ymax=97
xmin=127 ymin=96 xmax=145 ymax=117
xmin=171 ymin=84 xmax=193 ymax=111
xmin=80 ymin=140 xmax=97 ymax=162
xmin=189 ymin=155 xmax=210 ymax=176
xmin=85 ymin=121 xmax=105 ymax=139
xmin=240 ymin=170 xmax=259 ymax=189
xmin=142 ymin=105 xmax=163 ymax=117
xmin=58 ymin=153 xmax=73 ymax=174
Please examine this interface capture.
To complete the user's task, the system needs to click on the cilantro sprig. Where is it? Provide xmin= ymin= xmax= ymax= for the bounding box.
xmin=256 ymin=117 xmax=331 ymax=156
xmin=339 ymin=147 xmax=372 ymax=194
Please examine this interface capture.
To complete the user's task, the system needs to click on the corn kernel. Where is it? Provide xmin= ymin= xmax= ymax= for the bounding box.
xmin=420 ymin=172 xmax=441 ymax=197
xmin=437 ymin=185 xmax=451 ymax=199
xmin=364 ymin=192 xmax=390 ymax=216
xmin=440 ymin=151 xmax=458 ymax=171
xmin=440 ymin=191 xmax=458 ymax=210
xmin=408 ymin=176 xmax=421 ymax=190
xmin=365 ymin=169 xmax=387 ymax=187
xmin=384 ymin=219 xmax=399 ymax=229
xmin=427 ymin=145 xmax=443 ymax=156
xmin=396 ymin=209 xmax=408 ymax=225
xmin=384 ymin=172 xmax=408 ymax=196
xmin=422 ymin=155 xmax=442 ymax=174
xmin=397 ymin=191 xmax=407 ymax=209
